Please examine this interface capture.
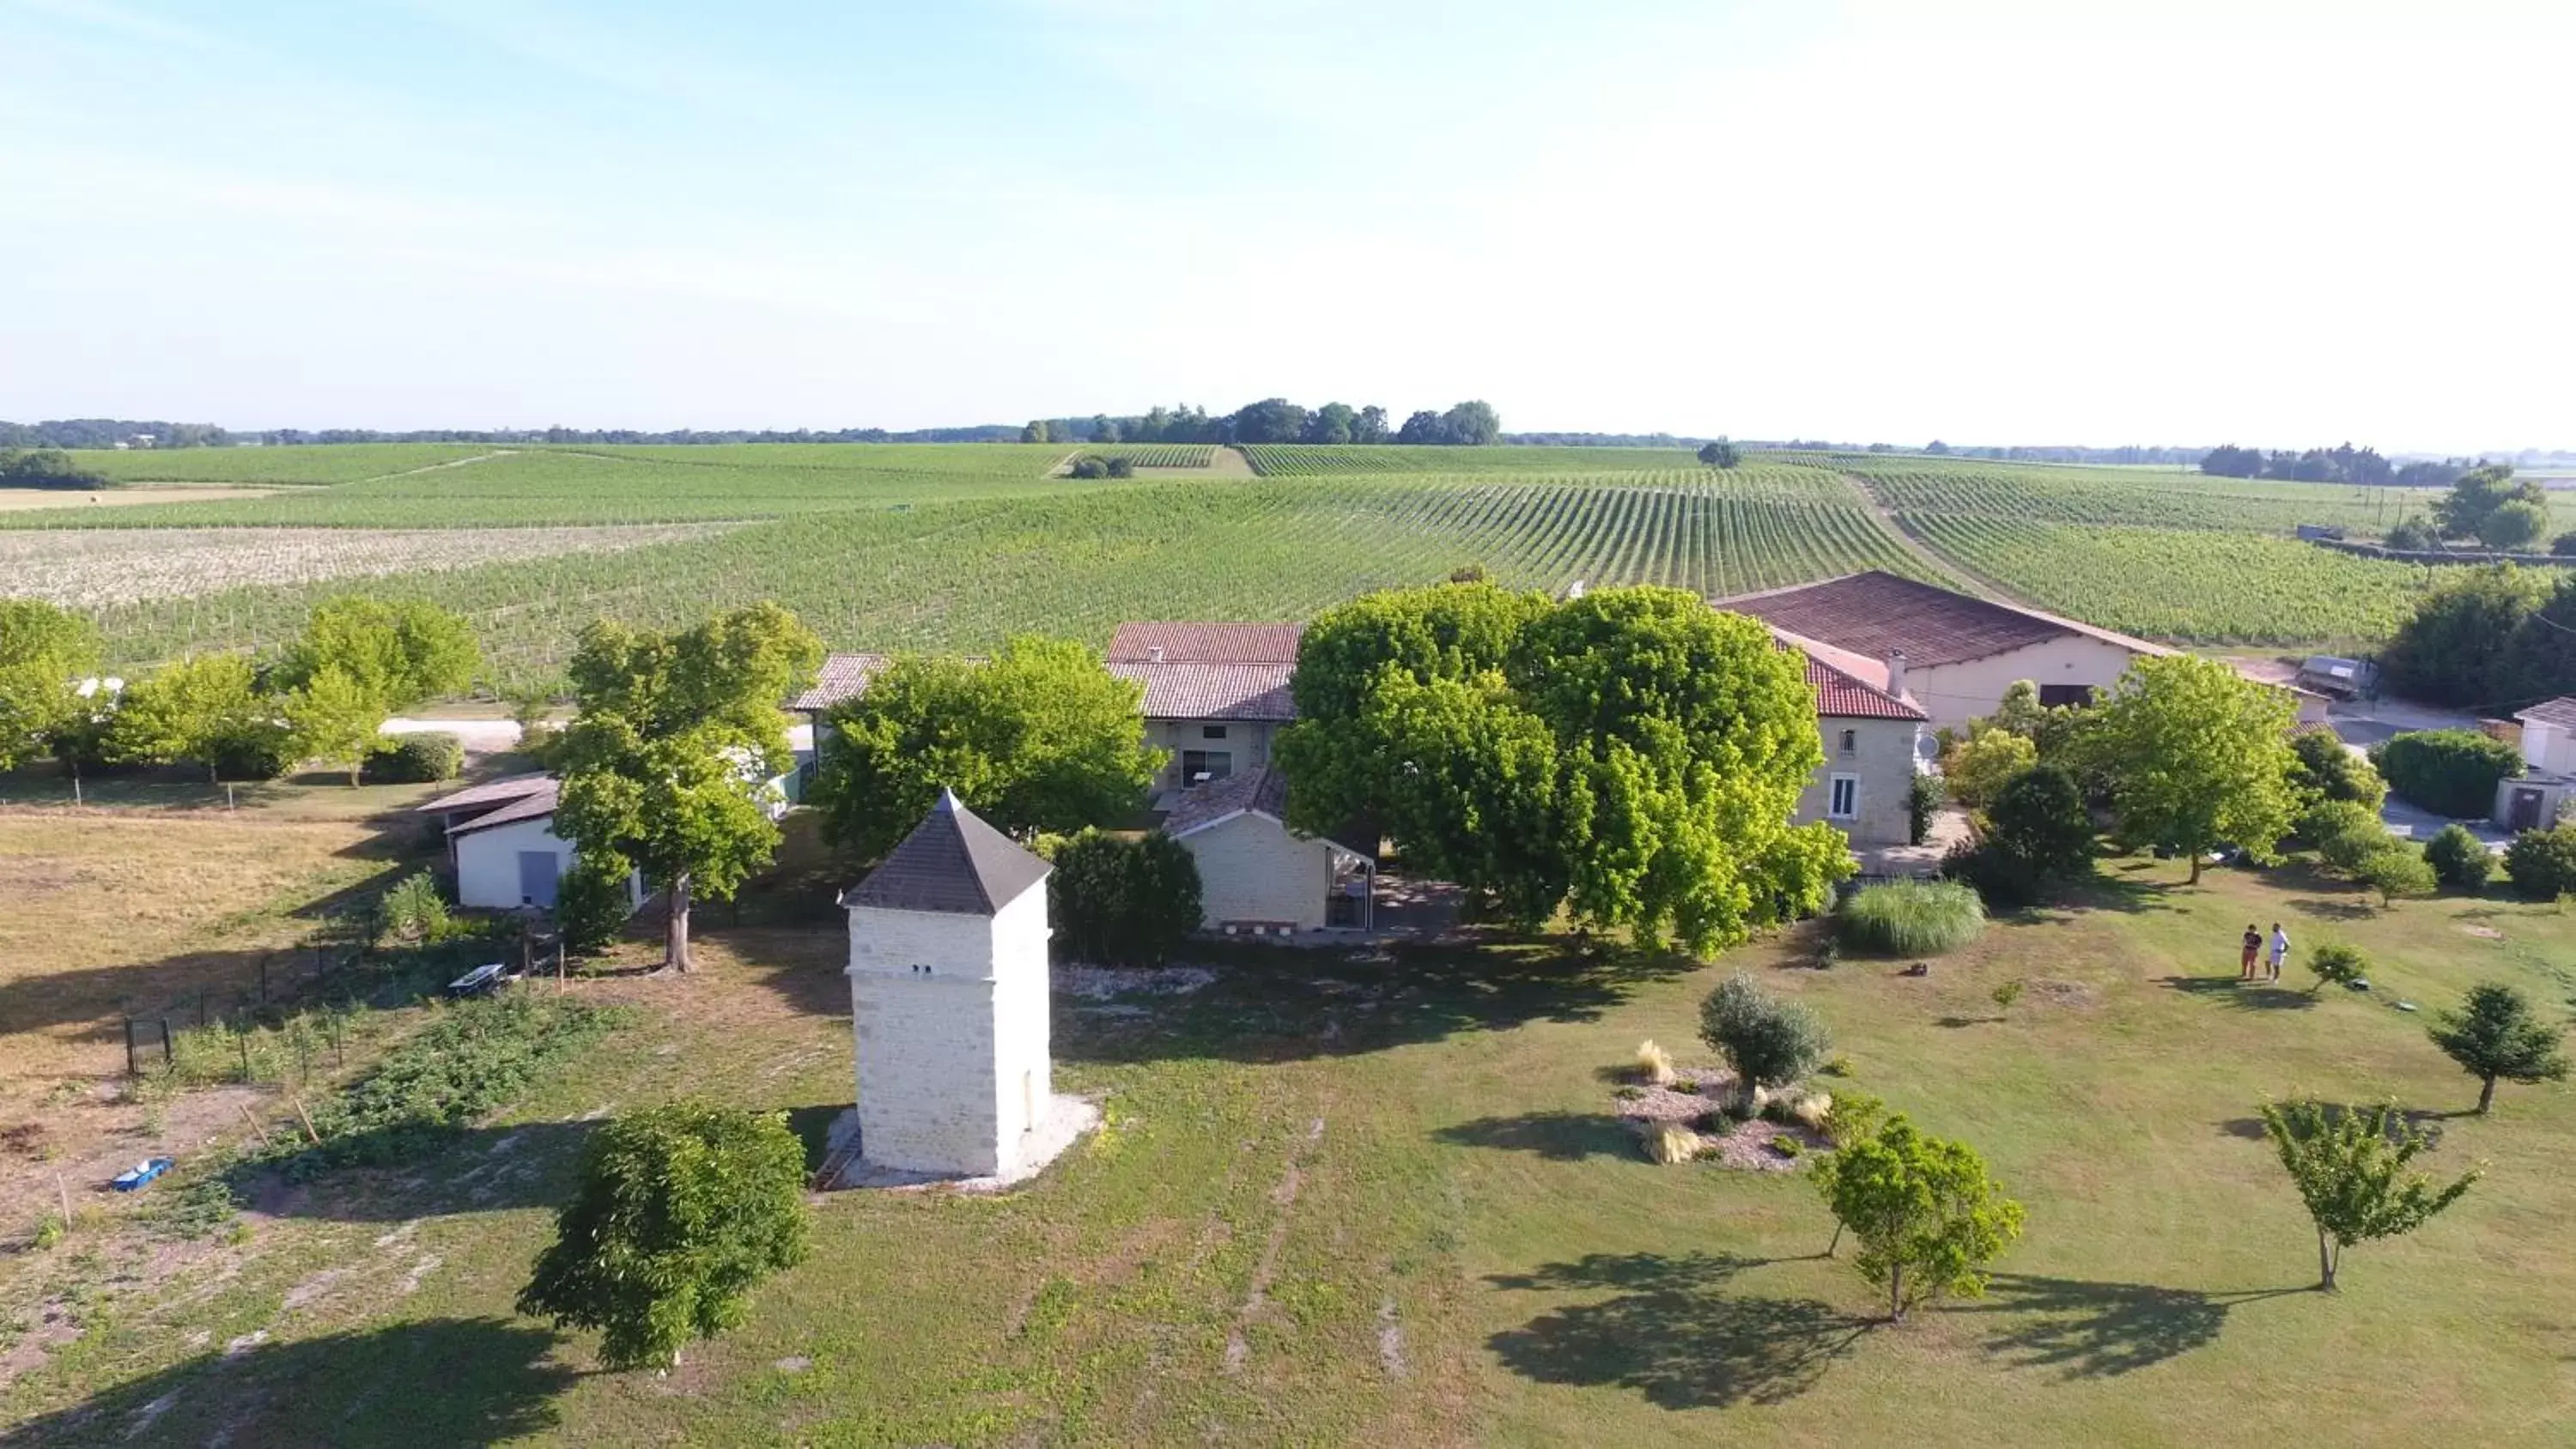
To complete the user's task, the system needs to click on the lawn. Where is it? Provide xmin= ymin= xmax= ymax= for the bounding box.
xmin=3 ymin=826 xmax=2572 ymax=1445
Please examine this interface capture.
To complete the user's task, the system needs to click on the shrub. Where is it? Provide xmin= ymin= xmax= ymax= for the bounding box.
xmin=209 ymin=723 xmax=298 ymax=781
xmin=1789 ymin=1093 xmax=1833 ymax=1132
xmin=2307 ymin=942 xmax=2367 ymax=991
xmin=1104 ymin=457 xmax=1135 ymax=479
xmin=1644 ymin=1124 xmax=1700 ymax=1165
xmin=2354 ymin=843 xmax=2436 ymax=906
xmin=1067 ymin=457 xmax=1110 ymax=480
xmin=379 ymin=871 xmax=452 ymax=945
xmin=1698 ymin=974 xmax=1831 ymax=1108
xmin=1770 ymin=1134 xmax=1803 ymax=1160
xmin=2385 ymin=517 xmax=2438 ymax=551
xmin=2423 ymin=823 xmax=2494 ymax=891
xmin=1946 ymin=731 xmax=2037 ymax=810
xmin=2504 ymin=825 xmax=2576 ymax=900
xmin=517 ymin=722 xmax=563 ymax=767
xmin=1837 ymin=880 xmax=1985 ymax=955
xmin=361 ymin=731 xmax=465 ymax=784
xmin=1633 ymin=1040 xmax=1674 ymax=1087
xmin=1048 ymin=830 xmax=1203 ymax=966
xmin=2428 ymin=981 xmax=2571 ymax=1113
xmin=556 ymin=854 xmax=633 ymax=955
xmin=1991 ymin=979 xmax=2025 ymax=1012
xmin=519 ymin=1102 xmax=810 ymax=1369
xmin=2290 ymin=730 xmax=2386 ymax=811
xmin=1906 ymin=773 xmax=1943 ymax=846
xmin=2555 ymin=530 xmax=2576 ymax=558
xmin=1820 ymin=1116 xmax=2025 ymax=1320
xmin=2306 ymin=802 xmax=2393 ymax=876
xmin=1820 ymin=1088 xmax=1886 ymax=1149
xmin=2374 ymin=730 xmax=2523 ymax=818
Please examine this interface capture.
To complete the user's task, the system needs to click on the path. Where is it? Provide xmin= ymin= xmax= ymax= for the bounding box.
xmin=378 ymin=717 xmax=817 ymax=759
xmin=1831 ymin=471 xmax=2012 ymax=601
xmin=352 ymin=449 xmax=518 ymax=484
xmin=0 ymin=488 xmax=279 ymax=512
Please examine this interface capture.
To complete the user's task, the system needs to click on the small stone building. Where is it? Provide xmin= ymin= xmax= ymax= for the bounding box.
xmin=1162 ymin=766 xmax=1374 ymax=933
xmin=839 ymin=790 xmax=1061 ymax=1179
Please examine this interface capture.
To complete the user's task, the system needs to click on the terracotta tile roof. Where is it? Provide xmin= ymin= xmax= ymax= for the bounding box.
xmin=1770 ymin=629 xmax=1928 ymax=721
xmin=2519 ymin=697 xmax=2576 ymax=730
xmin=1108 ymin=621 xmax=1303 ymax=665
xmin=1718 ymin=571 xmax=2172 ymax=669
xmin=416 ymin=772 xmax=554 ymax=816
xmin=839 ymin=789 xmax=1049 ymax=916
xmin=1163 ymin=765 xmax=1293 ymax=837
xmin=446 ymin=779 xmax=561 ymax=836
xmin=790 ymin=652 xmax=892 ymax=712
xmin=1109 ymin=661 xmax=1297 ymax=722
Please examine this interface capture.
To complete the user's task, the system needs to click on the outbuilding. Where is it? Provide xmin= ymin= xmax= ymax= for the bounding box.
xmin=1161 ymin=766 xmax=1374 ymax=934
xmin=416 ymin=774 xmax=644 ymax=912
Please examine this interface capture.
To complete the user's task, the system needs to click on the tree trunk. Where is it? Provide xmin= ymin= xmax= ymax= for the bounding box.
xmin=1825 ymin=1221 xmax=1844 ymax=1258
xmin=1888 ymin=1265 xmax=1905 ymax=1322
xmin=2188 ymin=851 xmax=2204 ymax=885
xmin=2317 ymin=1229 xmax=2336 ymax=1291
xmin=665 ymin=870 xmax=694 ymax=973
xmin=2477 ymin=1074 xmax=2497 ymax=1114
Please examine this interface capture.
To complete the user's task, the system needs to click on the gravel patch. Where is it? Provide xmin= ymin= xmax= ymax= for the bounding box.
xmin=1054 ymin=964 xmax=1216 ymax=1000
xmin=1613 ymin=1066 xmax=1826 ymax=1171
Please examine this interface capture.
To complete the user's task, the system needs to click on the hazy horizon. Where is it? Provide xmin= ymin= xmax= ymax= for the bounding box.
xmin=3 ymin=1 xmax=2567 ymax=455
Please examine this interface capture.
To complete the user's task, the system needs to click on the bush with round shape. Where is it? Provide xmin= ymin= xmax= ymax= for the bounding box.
xmin=1945 ymin=730 xmax=2037 ymax=810
xmin=2503 ymin=825 xmax=2576 ymax=900
xmin=2385 ymin=518 xmax=2439 ymax=552
xmin=2422 ymin=823 xmax=2493 ymax=891
xmin=1698 ymin=973 xmax=1831 ymax=1112
xmin=1643 ymin=1123 xmax=1701 ymax=1165
xmin=2353 ymin=844 xmax=2435 ymax=906
xmin=2372 ymin=731 xmax=2524 ymax=819
xmin=1837 ymin=879 xmax=1985 ymax=956
xmin=555 ymin=853 xmax=634 ymax=956
xmin=2290 ymin=731 xmax=2386 ymax=811
xmin=361 ymin=731 xmax=465 ymax=785
xmin=2306 ymin=941 xmax=2367 ymax=992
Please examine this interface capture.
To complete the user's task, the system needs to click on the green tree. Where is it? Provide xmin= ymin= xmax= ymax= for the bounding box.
xmin=1821 ymin=1116 xmax=2025 ymax=1320
xmin=2377 ymin=565 xmax=2542 ymax=707
xmin=2479 ymin=498 xmax=2548 ymax=551
xmin=1047 ymin=829 xmax=1203 ymax=965
xmin=2306 ymin=941 xmax=2367 ymax=993
xmin=1019 ymin=420 xmax=1049 ymax=444
xmin=1945 ymin=730 xmax=2037 ymax=810
xmin=0 ymin=600 xmax=100 ymax=771
xmin=2427 ymin=982 xmax=2569 ymax=1114
xmin=1228 ymin=397 xmax=1309 ymax=444
xmin=555 ymin=852 xmax=635 ymax=956
xmin=282 ymin=665 xmax=384 ymax=785
xmin=2352 ymin=842 xmax=2436 ymax=906
xmin=518 ymin=1103 xmax=809 ymax=1369
xmin=2289 ymin=728 xmax=2385 ymax=812
xmin=811 ymin=637 xmax=1161 ymax=859
xmin=1351 ymin=405 xmax=1392 ymax=444
xmin=1303 ymin=402 xmax=1357 ymax=445
xmin=1697 ymin=973 xmax=1831 ymax=1113
xmin=1697 ymin=439 xmax=1742 ymax=469
xmin=2084 ymin=655 xmax=2300 ymax=882
xmin=2257 ymin=1100 xmax=2477 ymax=1290
xmin=1441 ymin=399 xmax=1502 ymax=446
xmin=2421 ymin=823 xmax=2493 ymax=891
xmin=2504 ymin=824 xmax=2576 ymax=900
xmin=554 ymin=603 xmax=822 ymax=973
xmin=106 ymin=653 xmax=277 ymax=783
xmin=1984 ymin=680 xmax=2047 ymax=741
xmin=2433 ymin=463 xmax=2544 ymax=541
xmin=273 ymin=598 xmax=478 ymax=710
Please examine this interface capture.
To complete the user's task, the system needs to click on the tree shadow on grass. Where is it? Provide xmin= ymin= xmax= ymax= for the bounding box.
xmin=1485 ymin=1252 xmax=1869 ymax=1410
xmin=1434 ymin=1111 xmax=1640 ymax=1161
xmin=2287 ymin=897 xmax=2378 ymax=922
xmin=218 ymin=1118 xmax=602 ymax=1224
xmin=2154 ymin=976 xmax=2318 ymax=1011
xmin=2216 ymin=1100 xmax=2466 ymax=1147
xmin=1 ymin=1318 xmax=573 ymax=1448
xmin=1060 ymin=937 xmax=1702 ymax=1066
xmin=1954 ymin=1273 xmax=2311 ymax=1379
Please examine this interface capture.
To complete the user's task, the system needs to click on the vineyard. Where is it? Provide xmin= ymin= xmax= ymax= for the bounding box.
xmin=1844 ymin=457 xmax=2412 ymax=535
xmin=1905 ymin=516 xmax=2434 ymax=646
xmin=67 ymin=472 xmax=1925 ymax=678
xmin=1078 ymin=445 xmax=1217 ymax=468
xmin=1242 ymin=444 xmax=1699 ymax=476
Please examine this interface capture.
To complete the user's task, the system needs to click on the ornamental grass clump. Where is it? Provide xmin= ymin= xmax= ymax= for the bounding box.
xmin=1837 ymin=879 xmax=1986 ymax=956
xmin=1633 ymin=1040 xmax=1675 ymax=1087
xmin=1644 ymin=1123 xmax=1701 ymax=1165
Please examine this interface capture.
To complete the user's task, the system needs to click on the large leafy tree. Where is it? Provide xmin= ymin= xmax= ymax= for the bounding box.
xmin=554 ymin=603 xmax=821 ymax=973
xmin=2258 ymin=1100 xmax=2477 ymax=1290
xmin=2082 ymin=654 xmax=2300 ymax=882
xmin=2427 ymin=982 xmax=2569 ymax=1114
xmin=0 ymin=599 xmax=100 ymax=771
xmin=282 ymin=666 xmax=384 ymax=785
xmin=105 ymin=653 xmax=277 ymax=783
xmin=273 ymin=597 xmax=479 ymax=710
xmin=2432 ymin=463 xmax=2545 ymax=542
xmin=810 ymin=637 xmax=1161 ymax=858
xmin=518 ymin=1103 xmax=809 ymax=1370
xmin=1278 ymin=583 xmax=1850 ymax=954
xmin=1821 ymin=1115 xmax=2026 ymax=1321
xmin=2378 ymin=565 xmax=2542 ymax=708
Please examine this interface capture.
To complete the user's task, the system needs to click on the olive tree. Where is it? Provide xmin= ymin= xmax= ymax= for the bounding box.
xmin=1698 ymin=973 xmax=1830 ymax=1114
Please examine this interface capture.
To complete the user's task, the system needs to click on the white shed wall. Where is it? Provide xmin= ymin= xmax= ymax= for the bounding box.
xmin=1910 ymin=637 xmax=2148 ymax=729
xmin=453 ymin=816 xmax=574 ymax=911
xmin=1179 ymin=813 xmax=1333 ymax=930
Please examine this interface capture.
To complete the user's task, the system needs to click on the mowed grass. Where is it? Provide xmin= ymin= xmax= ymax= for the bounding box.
xmin=7 ymin=827 xmax=2573 ymax=1446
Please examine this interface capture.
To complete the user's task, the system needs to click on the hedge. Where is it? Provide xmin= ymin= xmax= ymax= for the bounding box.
xmin=363 ymin=731 xmax=465 ymax=784
xmin=2372 ymin=730 xmax=2522 ymax=819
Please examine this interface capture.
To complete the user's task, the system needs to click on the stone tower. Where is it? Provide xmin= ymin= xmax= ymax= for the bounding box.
xmin=838 ymin=789 xmax=1055 ymax=1179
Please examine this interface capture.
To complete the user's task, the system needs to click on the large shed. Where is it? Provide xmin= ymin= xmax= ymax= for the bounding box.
xmin=1161 ymin=766 xmax=1373 ymax=934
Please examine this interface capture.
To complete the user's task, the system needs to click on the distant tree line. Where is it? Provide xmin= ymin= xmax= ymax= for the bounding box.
xmin=2199 ymin=442 xmax=2472 ymax=488
xmin=0 ymin=419 xmax=232 ymax=449
xmin=0 ymin=449 xmax=107 ymax=488
xmin=1020 ymin=398 xmax=1501 ymax=448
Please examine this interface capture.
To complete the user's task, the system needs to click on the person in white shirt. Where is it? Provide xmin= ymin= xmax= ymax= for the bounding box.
xmin=2267 ymin=924 xmax=2289 ymax=983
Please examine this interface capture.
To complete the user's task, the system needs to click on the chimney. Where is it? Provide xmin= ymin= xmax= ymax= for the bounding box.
xmin=1147 ymin=645 xmax=1165 ymax=664
xmin=1884 ymin=650 xmax=1908 ymax=700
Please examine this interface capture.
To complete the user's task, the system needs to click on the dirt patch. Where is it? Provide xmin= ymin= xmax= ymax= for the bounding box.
xmin=2461 ymin=925 xmax=2505 ymax=940
xmin=0 ymin=487 xmax=278 ymax=512
xmin=2029 ymin=978 xmax=2105 ymax=1009
xmin=1611 ymin=1067 xmax=1826 ymax=1172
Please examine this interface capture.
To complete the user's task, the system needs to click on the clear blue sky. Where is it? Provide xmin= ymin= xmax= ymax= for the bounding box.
xmin=1 ymin=0 xmax=2566 ymax=452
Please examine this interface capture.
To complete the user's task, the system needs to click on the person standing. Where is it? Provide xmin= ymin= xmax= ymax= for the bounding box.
xmin=2239 ymin=925 xmax=2262 ymax=982
xmin=2268 ymin=923 xmax=2289 ymax=982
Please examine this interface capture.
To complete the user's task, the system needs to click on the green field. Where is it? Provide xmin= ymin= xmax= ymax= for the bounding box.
xmin=64 ymin=443 xmax=501 ymax=487
xmin=1077 ymin=444 xmax=1217 ymax=468
xmin=1840 ymin=456 xmax=2415 ymax=535
xmin=1243 ymin=444 xmax=1701 ymax=476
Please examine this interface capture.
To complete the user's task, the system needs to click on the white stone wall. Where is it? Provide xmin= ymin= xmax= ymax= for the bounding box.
xmin=1179 ymin=814 xmax=1331 ymax=929
xmin=1147 ymin=718 xmax=1276 ymax=791
xmin=1909 ymin=637 xmax=2148 ymax=729
xmin=1794 ymin=717 xmax=1921 ymax=847
xmin=845 ymin=885 xmax=1054 ymax=1178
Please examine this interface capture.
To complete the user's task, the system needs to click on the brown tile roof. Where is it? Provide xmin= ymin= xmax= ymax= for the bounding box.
xmin=1109 ymin=661 xmax=1297 ymax=722
xmin=1163 ymin=765 xmax=1293 ymax=837
xmin=416 ymin=772 xmax=554 ymax=816
xmin=446 ymin=779 xmax=561 ymax=836
xmin=1718 ymin=571 xmax=2172 ymax=669
xmin=839 ymin=789 xmax=1049 ymax=916
xmin=1108 ymin=621 xmax=1303 ymax=664
xmin=2519 ymin=697 xmax=2576 ymax=730
xmin=1771 ymin=629 xmax=1928 ymax=721
xmin=790 ymin=652 xmax=891 ymax=712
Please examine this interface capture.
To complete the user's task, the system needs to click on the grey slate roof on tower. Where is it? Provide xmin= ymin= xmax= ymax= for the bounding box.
xmin=839 ymin=789 xmax=1051 ymax=916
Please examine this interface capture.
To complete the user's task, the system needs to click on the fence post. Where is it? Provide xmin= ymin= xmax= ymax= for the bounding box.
xmin=124 ymin=1017 xmax=137 ymax=1076
xmin=236 ymin=1023 xmax=252 ymax=1082
xmin=159 ymin=1018 xmax=173 ymax=1068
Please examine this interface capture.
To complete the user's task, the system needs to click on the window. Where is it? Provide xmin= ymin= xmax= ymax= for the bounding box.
xmin=2038 ymin=684 xmax=2094 ymax=708
xmin=1201 ymin=724 xmax=1230 ymax=740
xmin=1838 ymin=729 xmax=1857 ymax=755
xmin=1181 ymin=749 xmax=1234 ymax=785
xmin=1828 ymin=773 xmax=1859 ymax=820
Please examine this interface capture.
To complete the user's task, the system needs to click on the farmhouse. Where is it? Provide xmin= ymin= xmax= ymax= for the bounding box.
xmin=1770 ymin=627 xmax=1929 ymax=847
xmin=415 ymin=774 xmax=644 ymax=913
xmin=1105 ymin=622 xmax=1300 ymax=804
xmin=1161 ymin=765 xmax=1375 ymax=934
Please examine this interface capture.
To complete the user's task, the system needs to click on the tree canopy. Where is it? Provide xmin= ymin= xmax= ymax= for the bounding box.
xmin=2082 ymin=655 xmax=2300 ymax=882
xmin=105 ymin=653 xmax=281 ymax=783
xmin=1821 ymin=1115 xmax=2025 ymax=1321
xmin=0 ymin=599 xmax=100 ymax=771
xmin=1276 ymin=583 xmax=1850 ymax=954
xmin=554 ymin=603 xmax=821 ymax=973
xmin=2258 ymin=1100 xmax=2476 ymax=1291
xmin=272 ymin=598 xmax=479 ymax=711
xmin=2427 ymin=982 xmax=2569 ymax=1114
xmin=2433 ymin=464 xmax=2546 ymax=542
xmin=810 ymin=637 xmax=1161 ymax=859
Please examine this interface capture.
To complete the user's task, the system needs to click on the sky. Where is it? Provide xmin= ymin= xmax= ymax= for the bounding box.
xmin=0 ymin=0 xmax=2567 ymax=452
